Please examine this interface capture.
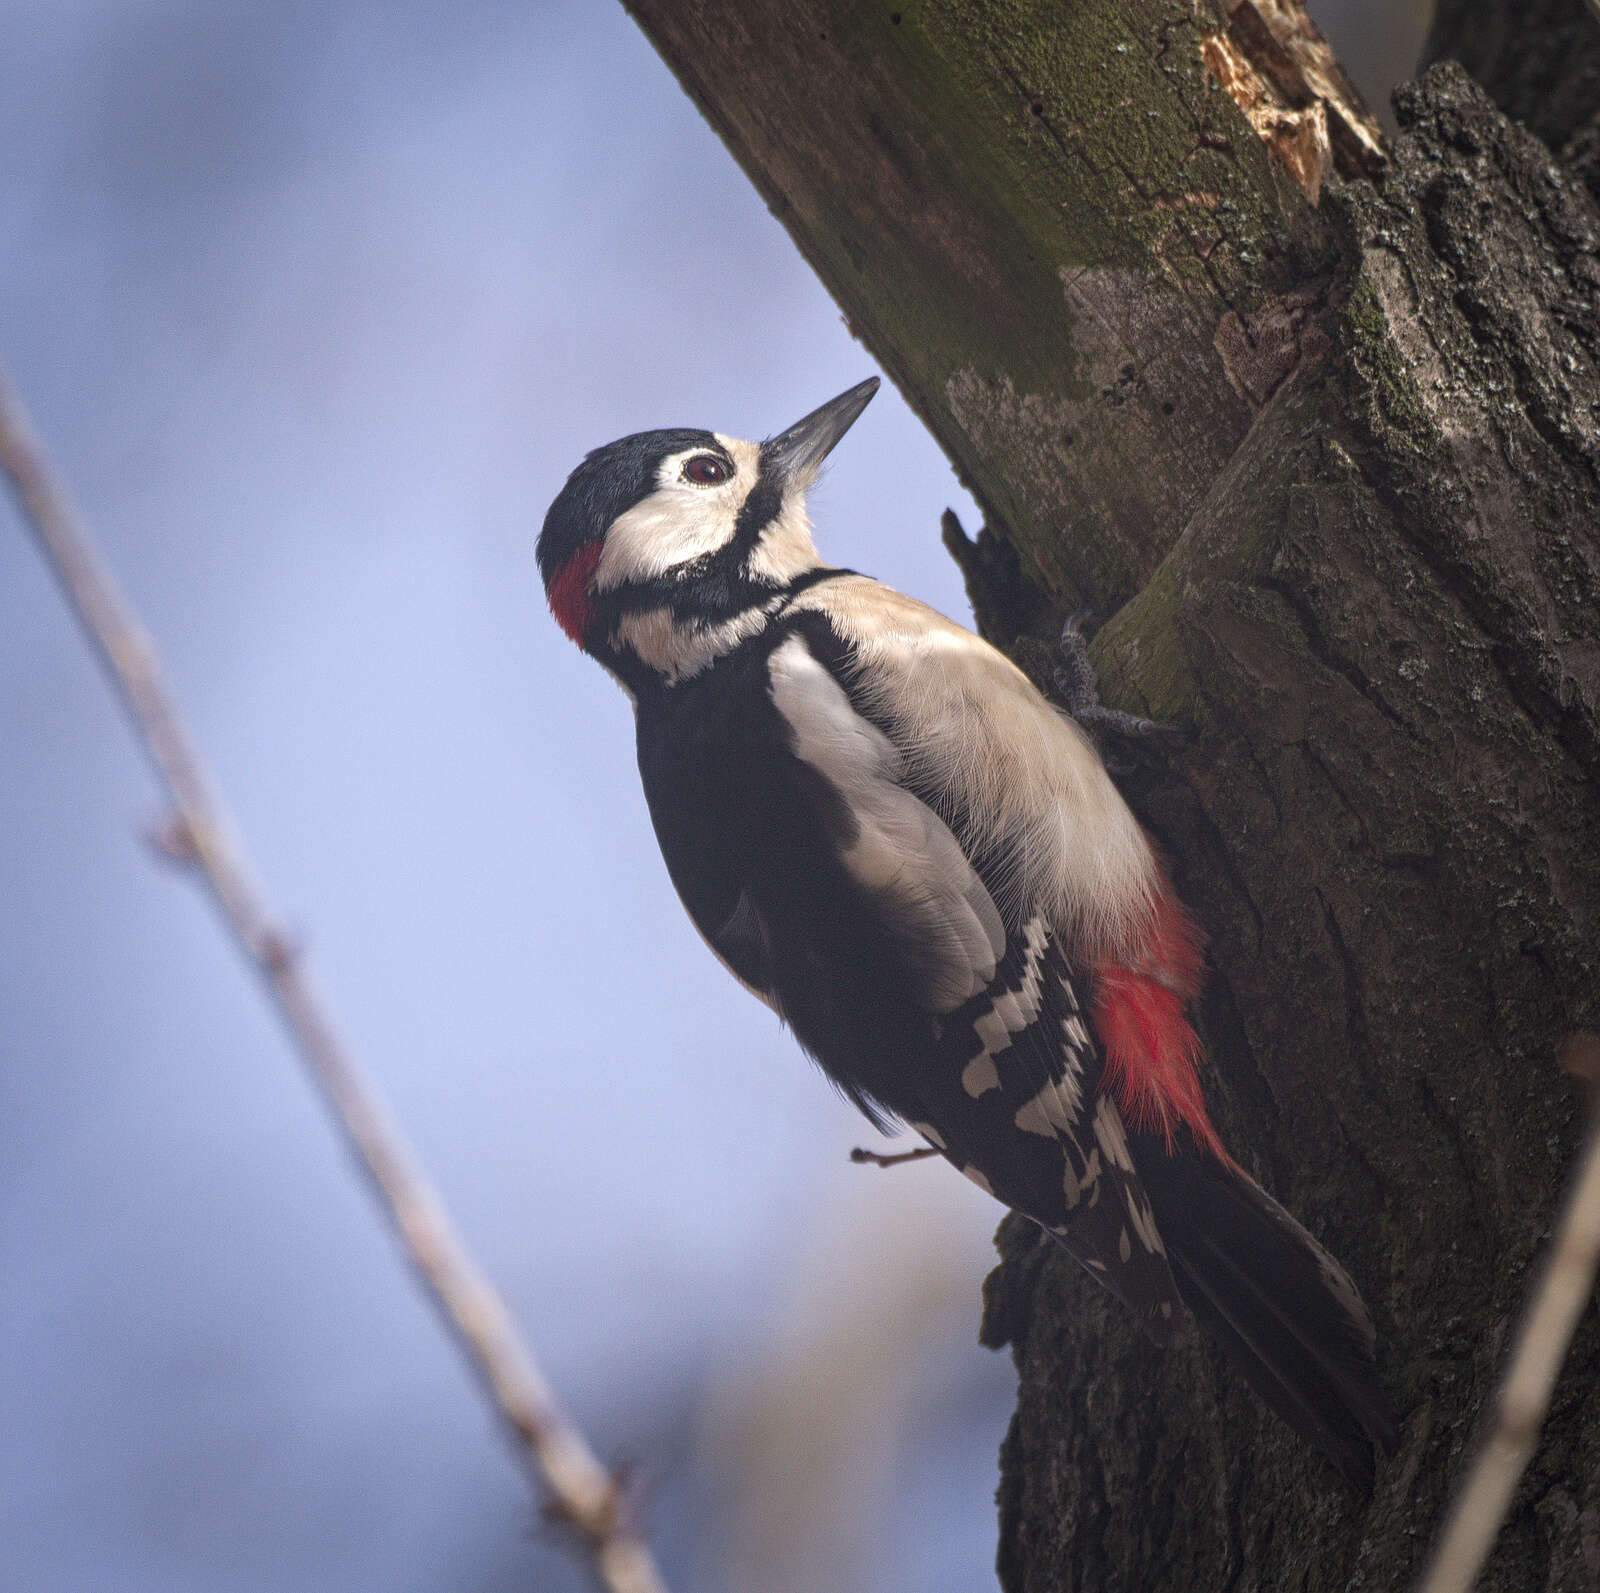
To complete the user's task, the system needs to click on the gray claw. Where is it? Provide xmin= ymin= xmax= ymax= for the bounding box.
xmin=1053 ymin=612 xmax=1181 ymax=742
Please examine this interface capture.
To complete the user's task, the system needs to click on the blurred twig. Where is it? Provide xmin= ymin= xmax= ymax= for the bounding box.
xmin=0 ymin=357 xmax=669 ymax=1593
xmin=1417 ymin=1035 xmax=1600 ymax=1593
xmin=850 ymin=1143 xmax=941 ymax=1169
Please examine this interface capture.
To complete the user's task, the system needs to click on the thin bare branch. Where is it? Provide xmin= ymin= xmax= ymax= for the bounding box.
xmin=1417 ymin=1040 xmax=1600 ymax=1593
xmin=0 ymin=357 xmax=669 ymax=1593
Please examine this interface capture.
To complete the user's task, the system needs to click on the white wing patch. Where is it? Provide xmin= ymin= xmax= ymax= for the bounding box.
xmin=786 ymin=576 xmax=1159 ymax=958
xmin=1063 ymin=1145 xmax=1101 ymax=1209
xmin=1092 ymin=1094 xmax=1138 ymax=1172
xmin=768 ymin=635 xmax=1005 ymax=1014
xmin=1126 ymin=1185 xmax=1165 ymax=1256
xmin=1053 ymin=1020 xmax=1087 ymax=1119
xmin=1014 ymin=1082 xmax=1079 ymax=1138
xmin=1092 ymin=1094 xmax=1166 ymax=1255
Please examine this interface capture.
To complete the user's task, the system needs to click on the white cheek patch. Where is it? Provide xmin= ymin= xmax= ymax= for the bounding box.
xmin=593 ymin=437 xmax=765 ymax=592
xmin=591 ymin=436 xmax=825 ymax=599
xmin=594 ymin=488 xmax=741 ymax=590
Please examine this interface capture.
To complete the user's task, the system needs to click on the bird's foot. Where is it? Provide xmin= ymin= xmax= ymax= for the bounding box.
xmin=1053 ymin=611 xmax=1182 ymax=742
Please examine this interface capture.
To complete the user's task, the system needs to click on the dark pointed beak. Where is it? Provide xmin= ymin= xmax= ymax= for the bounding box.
xmin=762 ymin=377 xmax=880 ymax=489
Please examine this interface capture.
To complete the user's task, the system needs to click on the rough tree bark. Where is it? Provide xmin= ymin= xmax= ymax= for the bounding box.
xmin=621 ymin=2 xmax=1600 ymax=1587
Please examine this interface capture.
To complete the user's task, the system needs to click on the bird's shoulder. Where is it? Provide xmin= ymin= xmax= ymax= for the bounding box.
xmin=776 ymin=574 xmax=1157 ymax=955
xmin=781 ymin=572 xmax=1033 ymax=690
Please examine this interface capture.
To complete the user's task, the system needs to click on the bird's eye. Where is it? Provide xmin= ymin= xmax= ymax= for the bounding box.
xmin=683 ymin=454 xmax=731 ymax=486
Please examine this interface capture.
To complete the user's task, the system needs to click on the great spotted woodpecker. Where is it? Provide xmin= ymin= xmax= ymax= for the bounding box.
xmin=537 ymin=378 xmax=1394 ymax=1485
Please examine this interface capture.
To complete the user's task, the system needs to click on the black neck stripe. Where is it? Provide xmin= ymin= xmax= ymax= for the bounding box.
xmin=732 ymin=468 xmax=783 ymax=553
xmin=777 ymin=566 xmax=856 ymax=604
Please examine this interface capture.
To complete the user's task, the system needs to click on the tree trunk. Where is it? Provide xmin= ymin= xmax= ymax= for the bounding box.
xmin=622 ymin=2 xmax=1600 ymax=1587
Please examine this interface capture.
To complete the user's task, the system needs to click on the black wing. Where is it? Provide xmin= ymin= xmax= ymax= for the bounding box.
xmin=635 ymin=623 xmax=1182 ymax=1330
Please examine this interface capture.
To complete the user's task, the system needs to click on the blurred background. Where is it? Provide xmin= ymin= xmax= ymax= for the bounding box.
xmin=0 ymin=4 xmax=1428 ymax=1589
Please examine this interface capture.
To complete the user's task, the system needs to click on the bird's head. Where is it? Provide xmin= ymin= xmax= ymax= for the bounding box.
xmin=537 ymin=378 xmax=878 ymax=654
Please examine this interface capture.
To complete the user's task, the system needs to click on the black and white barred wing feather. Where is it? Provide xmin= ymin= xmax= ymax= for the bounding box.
xmin=913 ymin=906 xmax=1183 ymax=1339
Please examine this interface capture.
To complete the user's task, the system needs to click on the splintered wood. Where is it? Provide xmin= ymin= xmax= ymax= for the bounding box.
xmin=1202 ymin=0 xmax=1386 ymax=204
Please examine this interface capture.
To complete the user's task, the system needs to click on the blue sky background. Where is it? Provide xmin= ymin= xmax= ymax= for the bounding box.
xmin=0 ymin=4 xmax=1425 ymax=1589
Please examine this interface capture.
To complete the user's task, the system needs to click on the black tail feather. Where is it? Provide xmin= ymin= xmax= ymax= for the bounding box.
xmin=1137 ymin=1145 xmax=1397 ymax=1488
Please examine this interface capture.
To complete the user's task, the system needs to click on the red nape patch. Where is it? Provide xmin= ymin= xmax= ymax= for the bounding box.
xmin=548 ymin=542 xmax=605 ymax=645
xmin=1091 ymin=881 xmax=1232 ymax=1166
